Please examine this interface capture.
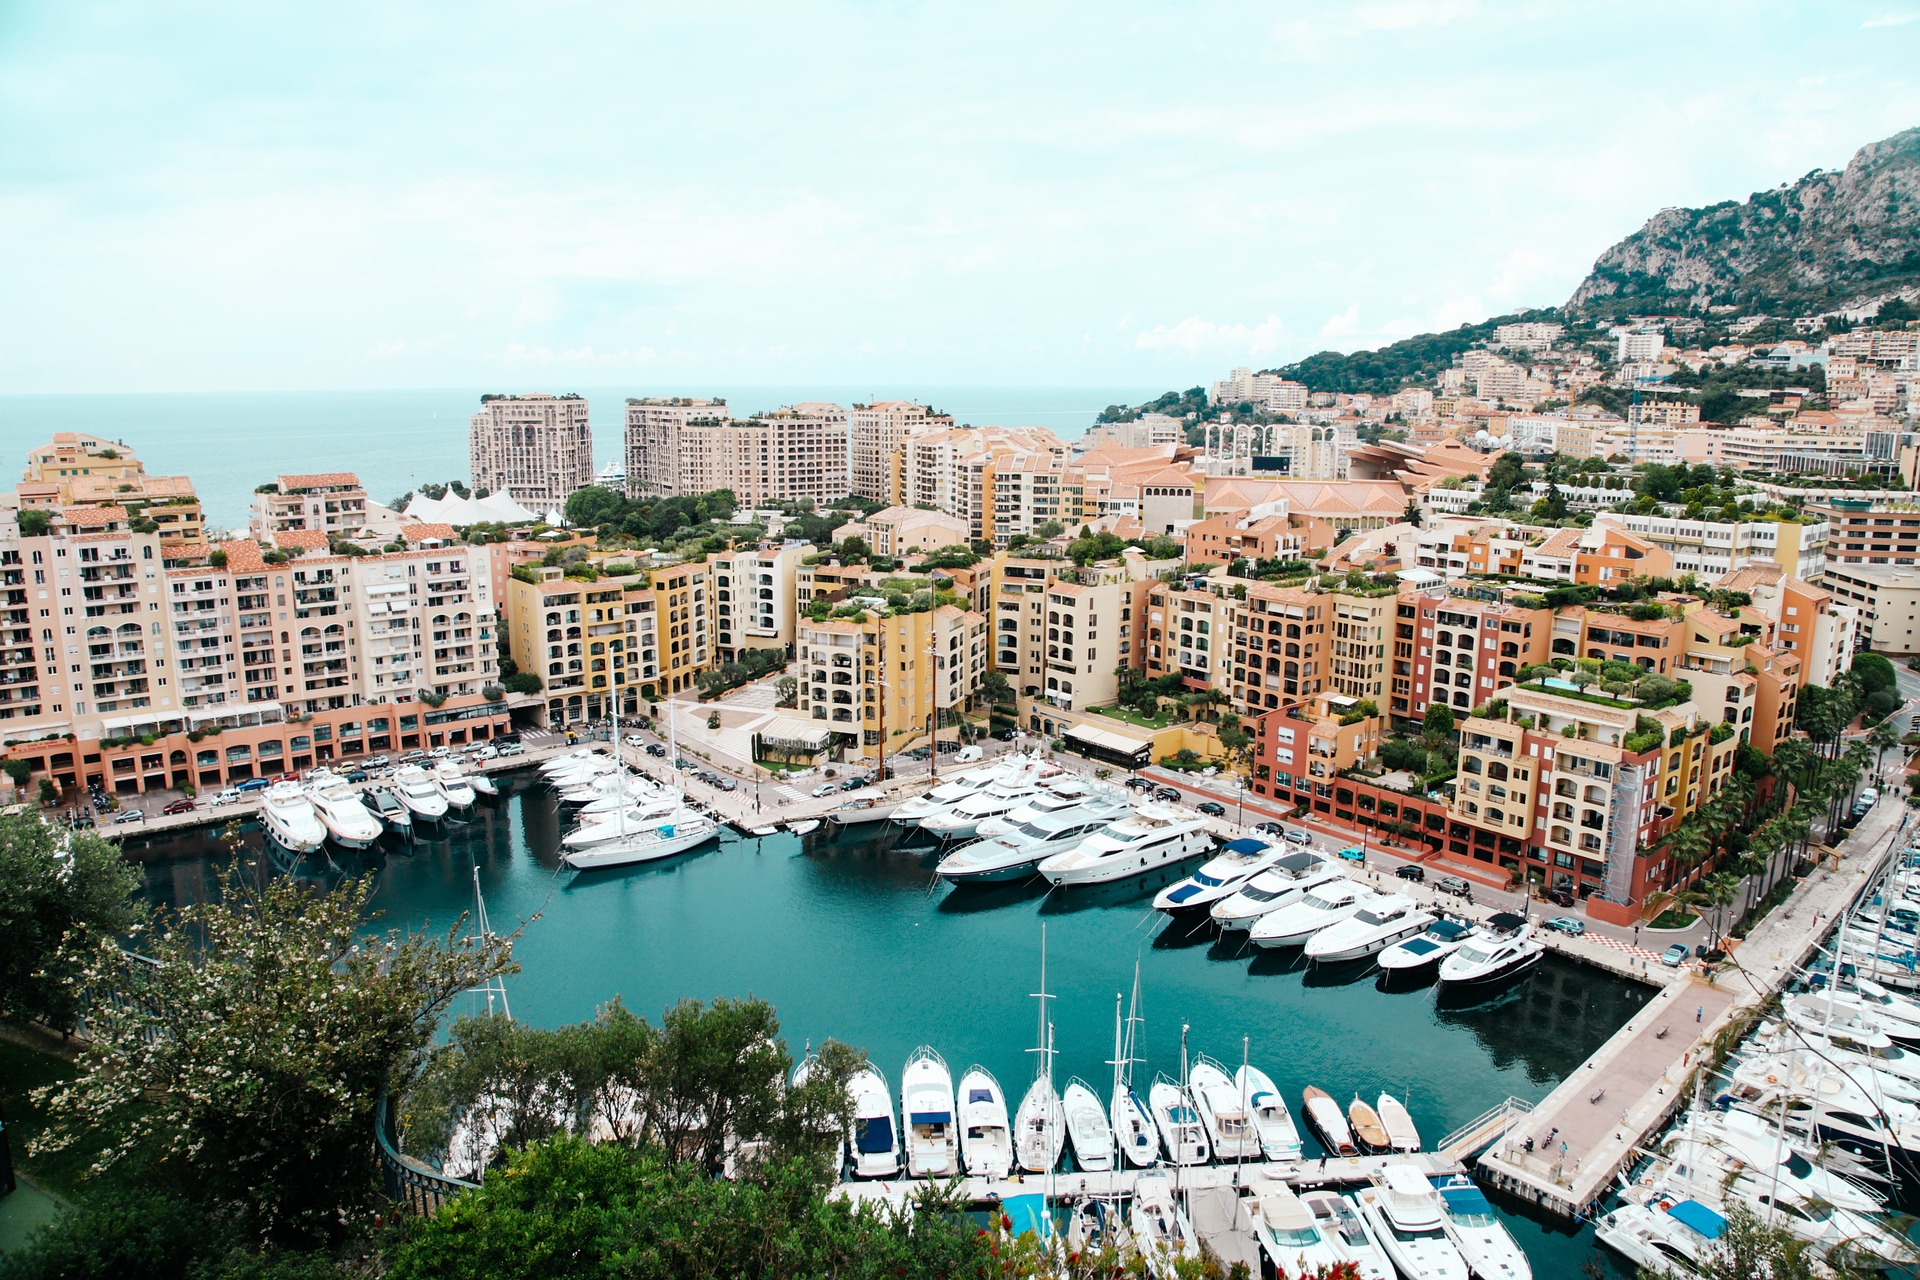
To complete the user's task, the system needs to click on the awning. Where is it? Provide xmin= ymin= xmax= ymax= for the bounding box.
xmin=1223 ymin=837 xmax=1268 ymax=854
xmin=1666 ymin=1200 xmax=1726 ymax=1241
xmin=1065 ymin=723 xmax=1151 ymax=760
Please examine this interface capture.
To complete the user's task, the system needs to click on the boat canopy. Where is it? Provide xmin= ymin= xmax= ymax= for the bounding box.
xmin=854 ymin=1117 xmax=895 ymax=1153
xmin=909 ymin=1111 xmax=951 ymax=1125
xmin=1429 ymin=919 xmax=1472 ymax=940
xmin=968 ymin=1088 xmax=993 ymax=1103
xmin=1223 ymin=837 xmax=1269 ymax=854
xmin=1438 ymin=1182 xmax=1495 ymax=1219
xmin=1273 ymin=851 xmax=1319 ymax=874
xmin=1666 ymin=1199 xmax=1727 ymax=1240
xmin=1002 ymin=1193 xmax=1054 ymax=1240
xmin=1486 ymin=911 xmax=1528 ymax=933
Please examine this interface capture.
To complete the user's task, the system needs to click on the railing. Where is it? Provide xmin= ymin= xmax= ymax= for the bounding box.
xmin=1437 ymin=1096 xmax=1533 ymax=1161
xmin=375 ymin=1091 xmax=477 ymax=1216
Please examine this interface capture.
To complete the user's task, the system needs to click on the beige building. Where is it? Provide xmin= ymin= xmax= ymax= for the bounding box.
xmin=986 ymin=550 xmax=1169 ymax=711
xmin=1822 ymin=562 xmax=1920 ymax=655
xmin=710 ymin=543 xmax=805 ymax=662
xmin=848 ymin=401 xmax=955 ymax=502
xmin=469 ymin=393 xmax=594 ymax=510
xmin=19 ymin=433 xmax=205 ymax=551
xmin=832 ymin=506 xmax=970 ymax=557
xmin=682 ymin=409 xmax=850 ymax=507
xmin=623 ymin=397 xmax=729 ymax=496
xmin=796 ymin=603 xmax=986 ymax=757
xmin=249 ymin=473 xmax=372 ymax=542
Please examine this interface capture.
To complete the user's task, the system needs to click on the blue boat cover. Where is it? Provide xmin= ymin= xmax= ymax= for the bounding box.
xmin=855 ymin=1116 xmax=895 ymax=1154
xmin=1429 ymin=919 xmax=1472 ymax=940
xmin=1400 ymin=939 xmax=1440 ymax=956
xmin=1667 ymin=1200 xmax=1726 ymax=1240
xmin=1223 ymin=838 xmax=1268 ymax=854
xmin=1167 ymin=884 xmax=1203 ymax=902
xmin=910 ymin=1111 xmax=951 ymax=1125
xmin=1002 ymin=1193 xmax=1054 ymax=1240
xmin=1439 ymin=1183 xmax=1493 ymax=1217
xmin=968 ymin=1089 xmax=993 ymax=1103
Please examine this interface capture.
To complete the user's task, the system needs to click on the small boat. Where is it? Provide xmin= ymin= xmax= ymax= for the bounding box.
xmin=1305 ymin=894 xmax=1435 ymax=963
xmin=362 ymin=786 xmax=412 ymax=838
xmin=826 ymin=795 xmax=901 ymax=825
xmin=957 ymin=1066 xmax=1013 ymax=1179
xmin=393 ymin=765 xmax=450 ymax=825
xmin=1353 ymin=1164 xmax=1470 ymax=1280
xmin=1377 ymin=918 xmax=1478 ymax=977
xmin=1302 ymin=1086 xmax=1355 ymax=1156
xmin=1239 ymin=1064 xmax=1303 ymax=1162
xmin=1153 ymin=837 xmax=1285 ymax=913
xmin=1190 ymin=1056 xmax=1263 ymax=1162
xmin=259 ymin=780 xmax=327 ymax=853
xmin=1014 ymin=1074 xmax=1064 ymax=1174
xmin=847 ymin=1064 xmax=900 ymax=1179
xmin=1149 ymin=1076 xmax=1212 ymax=1166
xmin=1437 ymin=913 xmax=1544 ymax=989
xmin=1376 ymin=1093 xmax=1421 ymax=1153
xmin=787 ymin=819 xmax=821 ymax=836
xmin=1061 ymin=1077 xmax=1115 ymax=1172
xmin=748 ymin=825 xmax=779 ymax=837
xmin=1299 ymin=1190 xmax=1393 ymax=1280
xmin=468 ymin=770 xmax=499 ymax=799
xmin=1432 ymin=1174 xmax=1532 ymax=1280
xmin=1129 ymin=1172 xmax=1201 ymax=1270
xmin=1113 ymin=1085 xmax=1160 ymax=1169
xmin=1348 ymin=1097 xmax=1391 ymax=1152
xmin=900 ymin=1047 xmax=958 ymax=1178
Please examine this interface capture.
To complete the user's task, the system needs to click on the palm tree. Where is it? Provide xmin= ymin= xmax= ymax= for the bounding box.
xmin=1666 ymin=821 xmax=1710 ymax=875
xmin=1870 ymin=720 xmax=1901 ymax=769
xmin=1679 ymin=870 xmax=1742 ymax=953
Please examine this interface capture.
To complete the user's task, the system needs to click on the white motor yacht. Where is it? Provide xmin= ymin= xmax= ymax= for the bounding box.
xmin=846 ymin=1064 xmax=900 ymax=1179
xmin=361 ymin=787 xmax=412 ymax=838
xmin=934 ymin=791 xmax=1133 ymax=884
xmin=1377 ymin=1093 xmax=1421 ymax=1153
xmin=1301 ymin=1086 xmax=1355 ymax=1155
xmin=1299 ymin=1190 xmax=1394 ymax=1280
xmin=468 ymin=769 xmax=498 ymax=799
xmin=1431 ymin=1175 xmax=1531 ymax=1280
xmin=574 ymin=776 xmax=659 ymax=817
xmin=1153 ymin=837 xmax=1286 ymax=913
xmin=538 ymin=747 xmax=603 ymax=778
xmin=306 ymin=774 xmax=383 ymax=849
xmin=1209 ymin=852 xmax=1340 ymax=930
xmin=919 ymin=771 xmax=1047 ymax=841
xmin=393 ymin=765 xmax=449 ymax=825
xmin=1061 ymin=1078 xmax=1114 ymax=1172
xmin=1378 ymin=918 xmax=1479 ymax=977
xmin=1595 ymin=1201 xmax=1721 ymax=1278
xmin=1037 ymin=804 xmax=1213 ymax=887
xmin=1783 ymin=989 xmax=1906 ymax=1050
xmin=259 ymin=780 xmax=327 ymax=853
xmin=957 ymin=1066 xmax=1013 ymax=1180
xmin=1129 ymin=1173 xmax=1201 ymax=1270
xmin=1250 ymin=878 xmax=1368 ymax=949
xmin=433 ymin=761 xmax=477 ymax=811
xmin=1305 ymin=894 xmax=1435 ymax=963
xmin=891 ymin=763 xmax=1010 ymax=826
xmin=1189 ymin=1056 xmax=1263 ymax=1162
xmin=1148 ymin=1076 xmax=1211 ymax=1166
xmin=973 ymin=777 xmax=1098 ymax=839
xmin=1251 ymin=1183 xmax=1364 ymax=1280
xmin=1352 ymin=1164 xmax=1470 ymax=1280
xmin=544 ymin=754 xmax=616 ymax=788
xmin=900 ymin=1047 xmax=959 ymax=1178
xmin=1436 ymin=913 xmax=1544 ymax=989
xmin=1239 ymin=1064 xmax=1303 ymax=1162
xmin=559 ymin=771 xmax=642 ymax=807
xmin=562 ymin=800 xmax=718 ymax=870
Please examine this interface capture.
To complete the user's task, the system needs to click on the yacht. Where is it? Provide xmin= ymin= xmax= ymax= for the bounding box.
xmin=1129 ymin=1173 xmax=1201 ymax=1270
xmin=1250 ymin=878 xmax=1368 ymax=950
xmin=1153 ymin=837 xmax=1286 ymax=913
xmin=392 ymin=765 xmax=450 ymax=826
xmin=1783 ymin=989 xmax=1911 ymax=1049
xmin=1436 ymin=913 xmax=1545 ymax=989
xmin=956 ymin=1066 xmax=1013 ymax=1179
xmin=919 ymin=769 xmax=1048 ymax=841
xmin=1251 ymin=1183 xmax=1363 ymax=1280
xmin=1208 ymin=852 xmax=1340 ymax=930
xmin=900 ymin=1047 xmax=958 ymax=1178
xmin=361 ymin=786 xmax=412 ymax=839
xmin=826 ymin=795 xmax=901 ymax=826
xmin=1060 ymin=1078 xmax=1114 ymax=1172
xmin=561 ymin=799 xmax=718 ymax=870
xmin=1377 ymin=1093 xmax=1421 ymax=1153
xmin=1239 ymin=1063 xmax=1304 ymax=1162
xmin=1148 ymin=1075 xmax=1211 ymax=1166
xmin=1112 ymin=1084 xmax=1159 ymax=1169
xmin=1189 ymin=1056 xmax=1263 ymax=1162
xmin=305 ymin=773 xmax=384 ymax=849
xmin=1036 ymin=804 xmax=1214 ymax=887
xmin=933 ymin=790 xmax=1132 ymax=884
xmin=1378 ymin=918 xmax=1479 ymax=978
xmin=1013 ymin=1074 xmax=1064 ymax=1174
xmin=259 ymin=780 xmax=327 ymax=853
xmin=1301 ymin=1086 xmax=1355 ymax=1155
xmin=1304 ymin=894 xmax=1435 ymax=963
xmin=559 ymin=771 xmax=642 ymax=808
xmin=1595 ymin=1200 xmax=1722 ymax=1278
xmin=468 ymin=768 xmax=498 ymax=799
xmin=574 ymin=776 xmax=659 ymax=817
xmin=539 ymin=747 xmax=603 ymax=779
xmin=1352 ymin=1164 xmax=1470 ymax=1280
xmin=846 ymin=1064 xmax=900 ymax=1179
xmin=973 ymin=777 xmax=1099 ymax=839
xmin=1298 ymin=1190 xmax=1394 ymax=1280
xmin=433 ymin=761 xmax=477 ymax=811
xmin=891 ymin=764 xmax=1008 ymax=827
xmin=1432 ymin=1175 xmax=1531 ymax=1280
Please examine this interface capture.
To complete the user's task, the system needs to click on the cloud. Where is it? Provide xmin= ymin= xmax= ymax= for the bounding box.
xmin=1133 ymin=315 xmax=1287 ymax=356
xmin=1862 ymin=12 xmax=1920 ymax=27
xmin=1320 ymin=303 xmax=1362 ymax=337
xmin=1354 ymin=0 xmax=1481 ymax=30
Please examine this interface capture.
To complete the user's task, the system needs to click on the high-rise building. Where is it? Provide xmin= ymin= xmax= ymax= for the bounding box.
xmin=469 ymin=393 xmax=593 ymax=511
xmin=796 ymin=603 xmax=986 ymax=755
xmin=848 ymin=401 xmax=954 ymax=502
xmin=19 ymin=433 xmax=205 ymax=551
xmin=623 ymin=397 xmax=731 ymax=497
xmin=249 ymin=473 xmax=372 ymax=542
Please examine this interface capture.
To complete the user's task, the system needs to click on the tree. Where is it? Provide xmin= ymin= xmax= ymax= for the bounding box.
xmin=835 ymin=535 xmax=871 ymax=562
xmin=36 ymin=861 xmax=517 ymax=1244
xmin=1421 ymin=702 xmax=1455 ymax=750
xmin=775 ymin=675 xmax=798 ymax=707
xmin=1401 ymin=499 xmax=1422 ymax=528
xmin=563 ymin=485 xmax=627 ymax=529
xmin=707 ymin=710 xmax=722 ymax=730
xmin=1486 ymin=452 xmax=1528 ymax=491
xmin=978 ymin=669 xmax=1013 ymax=707
xmin=0 ymin=814 xmax=142 ymax=1032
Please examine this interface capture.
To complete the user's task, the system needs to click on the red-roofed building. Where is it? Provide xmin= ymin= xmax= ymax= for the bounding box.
xmin=250 ymin=473 xmax=370 ymax=542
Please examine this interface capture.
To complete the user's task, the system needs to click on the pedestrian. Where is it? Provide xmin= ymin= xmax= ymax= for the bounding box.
xmin=1695 ymin=1005 xmax=1703 ymax=1023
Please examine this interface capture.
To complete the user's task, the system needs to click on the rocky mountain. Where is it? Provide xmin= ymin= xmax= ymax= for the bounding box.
xmin=1568 ymin=127 xmax=1920 ymax=315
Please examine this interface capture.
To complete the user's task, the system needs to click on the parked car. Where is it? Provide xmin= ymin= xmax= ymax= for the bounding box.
xmin=428 ymin=746 xmax=452 ymax=759
xmin=989 ymin=727 xmax=1018 ymax=741
xmin=472 ymin=745 xmax=498 ymax=760
xmin=645 ymin=743 xmax=667 ymax=757
xmin=1252 ymin=821 xmax=1284 ymax=836
xmin=1435 ymin=875 xmax=1473 ymax=900
xmin=363 ymin=755 xmax=390 ymax=770
xmin=210 ymin=789 xmax=241 ymax=806
xmin=1152 ymin=785 xmax=1184 ymax=803
xmin=1659 ymin=943 xmax=1690 ymax=968
xmin=1335 ymin=845 xmax=1365 ymax=864
xmin=626 ymin=734 xmax=647 ymax=746
xmin=401 ymin=751 xmax=428 ymax=764
xmin=114 ymin=809 xmax=145 ymax=823
xmin=1544 ymin=885 xmax=1576 ymax=908
xmin=1125 ymin=777 xmax=1156 ymax=792
xmin=716 ymin=778 xmax=737 ymax=792
xmin=935 ymin=741 xmax=961 ymax=755
xmin=234 ymin=777 xmax=272 ymax=793
xmin=1283 ymin=829 xmax=1312 ymax=847
xmin=903 ymin=747 xmax=931 ymax=760
xmin=1545 ymin=916 xmax=1586 ymax=937
xmin=1395 ymin=864 xmax=1425 ymax=883
xmin=811 ymin=782 xmax=839 ymax=798
xmin=497 ymin=742 xmax=526 ymax=757
xmin=272 ymin=772 xmax=300 ymax=784
xmin=954 ymin=745 xmax=983 ymax=763
xmin=162 ymin=798 xmax=197 ymax=815
xmin=841 ymin=777 xmax=868 ymax=791
xmin=1196 ymin=800 xmax=1226 ymax=817
xmin=343 ymin=769 xmax=369 ymax=784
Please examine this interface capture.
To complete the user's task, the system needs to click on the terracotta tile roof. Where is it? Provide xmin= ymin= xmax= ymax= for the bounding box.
xmin=278 ymin=473 xmax=362 ymax=490
xmin=219 ymin=539 xmax=266 ymax=572
xmin=400 ymin=523 xmax=459 ymax=543
xmin=1717 ymin=565 xmax=1783 ymax=591
xmin=60 ymin=505 xmax=126 ymax=528
xmin=1533 ymin=528 xmax=1583 ymax=557
xmin=272 ymin=529 xmax=331 ymax=550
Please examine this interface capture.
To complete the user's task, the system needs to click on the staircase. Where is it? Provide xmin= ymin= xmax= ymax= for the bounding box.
xmin=1437 ymin=1096 xmax=1533 ymax=1162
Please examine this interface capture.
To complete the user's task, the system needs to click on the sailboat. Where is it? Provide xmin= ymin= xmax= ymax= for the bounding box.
xmin=1109 ymin=964 xmax=1160 ymax=1169
xmin=562 ymin=696 xmax=717 ymax=871
xmin=1014 ymin=926 xmax=1064 ymax=1174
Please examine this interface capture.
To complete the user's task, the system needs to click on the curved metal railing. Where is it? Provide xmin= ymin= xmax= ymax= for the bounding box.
xmin=375 ymin=1091 xmax=477 ymax=1216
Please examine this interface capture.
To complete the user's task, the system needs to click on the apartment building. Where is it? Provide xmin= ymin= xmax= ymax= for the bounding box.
xmin=506 ymin=564 xmax=642 ymax=727
xmin=831 ymin=506 xmax=970 ymax=557
xmin=795 ymin=603 xmax=986 ymax=755
xmin=848 ymin=401 xmax=955 ymax=502
xmin=1750 ymin=577 xmax=1856 ymax=687
xmin=899 ymin=426 xmax=1068 ymax=546
xmin=1492 ymin=322 xmax=1564 ymax=352
xmin=1592 ymin=512 xmax=1828 ymax=582
xmin=711 ymin=543 xmax=805 ymax=662
xmin=1390 ymin=592 xmax=1552 ymax=724
xmin=1327 ymin=592 xmax=1395 ymax=704
xmin=19 ymin=434 xmax=205 ymax=550
xmin=1143 ymin=576 xmax=1238 ymax=698
xmin=623 ymin=397 xmax=730 ymax=496
xmin=1077 ymin=414 xmax=1187 ymax=451
xmin=1823 ymin=563 xmax=1920 ymax=654
xmin=1228 ymin=583 xmax=1328 ymax=715
xmin=1809 ymin=500 xmax=1920 ymax=569
xmin=1257 ymin=693 xmax=1384 ymax=797
xmin=1184 ymin=508 xmax=1326 ymax=566
xmin=248 ymin=473 xmax=372 ymax=542
xmin=985 ymin=551 xmax=1166 ymax=711
xmin=469 ymin=393 xmax=594 ymax=510
xmin=1209 ymin=368 xmax=1308 ymax=414
xmin=1570 ymin=524 xmax=1674 ymax=586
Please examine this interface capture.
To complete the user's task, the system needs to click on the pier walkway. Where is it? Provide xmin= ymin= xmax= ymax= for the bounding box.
xmin=1476 ymin=796 xmax=1911 ymax=1220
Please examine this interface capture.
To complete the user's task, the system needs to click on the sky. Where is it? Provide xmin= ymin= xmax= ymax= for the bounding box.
xmin=2 ymin=1 xmax=1918 ymax=396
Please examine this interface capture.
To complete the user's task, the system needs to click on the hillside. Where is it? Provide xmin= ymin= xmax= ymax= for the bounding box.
xmin=1262 ymin=308 xmax=1559 ymax=396
xmin=1568 ymin=127 xmax=1920 ymax=316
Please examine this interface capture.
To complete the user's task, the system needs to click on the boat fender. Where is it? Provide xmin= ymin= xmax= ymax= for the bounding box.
xmin=1766 ymin=1074 xmax=1779 ymax=1084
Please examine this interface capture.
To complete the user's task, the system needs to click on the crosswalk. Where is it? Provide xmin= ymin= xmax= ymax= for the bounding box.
xmin=769 ymin=784 xmax=806 ymax=804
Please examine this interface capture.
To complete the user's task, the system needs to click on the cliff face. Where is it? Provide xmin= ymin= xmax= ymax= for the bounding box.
xmin=1568 ymin=127 xmax=1920 ymax=314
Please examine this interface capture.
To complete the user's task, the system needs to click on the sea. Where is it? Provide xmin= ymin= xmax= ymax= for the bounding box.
xmin=121 ymin=780 xmax=1650 ymax=1277
xmin=0 ymin=385 xmax=1163 ymax=532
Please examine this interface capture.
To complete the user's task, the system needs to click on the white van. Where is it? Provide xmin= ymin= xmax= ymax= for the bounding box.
xmin=954 ymin=745 xmax=983 ymax=763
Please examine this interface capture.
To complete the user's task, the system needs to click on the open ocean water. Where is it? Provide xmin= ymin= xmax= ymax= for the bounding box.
xmin=122 ymin=777 xmax=1651 ymax=1277
xmin=0 ymin=385 xmax=1164 ymax=532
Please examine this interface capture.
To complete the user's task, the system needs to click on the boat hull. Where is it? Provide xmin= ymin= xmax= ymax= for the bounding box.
xmin=562 ymin=823 xmax=718 ymax=870
xmin=1438 ymin=948 xmax=1544 ymax=990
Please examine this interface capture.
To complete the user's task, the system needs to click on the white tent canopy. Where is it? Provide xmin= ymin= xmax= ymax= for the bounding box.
xmin=403 ymin=491 xmax=537 ymax=526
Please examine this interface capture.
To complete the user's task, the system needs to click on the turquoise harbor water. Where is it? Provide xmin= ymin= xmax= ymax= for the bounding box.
xmin=123 ymin=772 xmax=1652 ymax=1275
xmin=0 ymin=384 xmax=1161 ymax=532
